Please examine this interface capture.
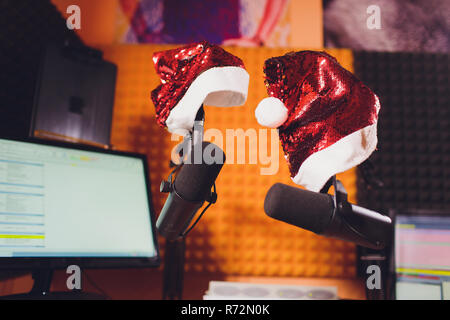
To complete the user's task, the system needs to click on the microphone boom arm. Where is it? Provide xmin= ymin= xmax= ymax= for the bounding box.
xmin=320 ymin=176 xmax=392 ymax=250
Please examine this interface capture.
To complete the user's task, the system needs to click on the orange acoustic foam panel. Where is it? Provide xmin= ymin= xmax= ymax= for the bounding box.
xmin=101 ymin=44 xmax=357 ymax=278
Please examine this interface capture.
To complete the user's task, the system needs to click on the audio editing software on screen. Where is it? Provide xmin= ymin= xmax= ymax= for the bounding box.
xmin=396 ymin=215 xmax=450 ymax=300
xmin=0 ymin=139 xmax=156 ymax=258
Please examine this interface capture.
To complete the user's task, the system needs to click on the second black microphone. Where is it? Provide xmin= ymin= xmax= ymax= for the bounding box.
xmin=264 ymin=183 xmax=392 ymax=249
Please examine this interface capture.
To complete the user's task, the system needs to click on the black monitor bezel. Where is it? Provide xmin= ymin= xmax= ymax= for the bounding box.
xmin=0 ymin=135 xmax=160 ymax=270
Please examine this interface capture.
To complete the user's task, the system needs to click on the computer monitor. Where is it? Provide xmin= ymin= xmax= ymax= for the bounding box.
xmin=393 ymin=210 xmax=450 ymax=300
xmin=0 ymin=137 xmax=159 ymax=270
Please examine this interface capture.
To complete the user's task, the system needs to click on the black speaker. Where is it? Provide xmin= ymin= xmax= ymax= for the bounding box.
xmin=0 ymin=0 xmax=117 ymax=148
xmin=31 ymin=43 xmax=117 ymax=147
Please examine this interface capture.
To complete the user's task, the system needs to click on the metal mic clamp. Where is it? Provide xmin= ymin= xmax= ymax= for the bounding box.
xmin=320 ymin=176 xmax=392 ymax=250
xmin=160 ymin=104 xmax=205 ymax=194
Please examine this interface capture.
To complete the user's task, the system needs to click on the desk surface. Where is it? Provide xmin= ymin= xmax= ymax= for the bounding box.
xmin=222 ymin=276 xmax=365 ymax=300
xmin=0 ymin=269 xmax=366 ymax=300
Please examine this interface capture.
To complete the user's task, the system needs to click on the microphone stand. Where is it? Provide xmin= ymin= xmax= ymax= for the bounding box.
xmin=320 ymin=175 xmax=389 ymax=300
xmin=162 ymin=237 xmax=186 ymax=300
xmin=162 ymin=106 xmax=205 ymax=300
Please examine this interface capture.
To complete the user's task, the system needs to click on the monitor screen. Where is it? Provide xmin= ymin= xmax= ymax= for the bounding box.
xmin=0 ymin=137 xmax=158 ymax=265
xmin=395 ymin=213 xmax=450 ymax=300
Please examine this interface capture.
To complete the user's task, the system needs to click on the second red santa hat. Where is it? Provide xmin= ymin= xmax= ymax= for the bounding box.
xmin=255 ymin=51 xmax=380 ymax=192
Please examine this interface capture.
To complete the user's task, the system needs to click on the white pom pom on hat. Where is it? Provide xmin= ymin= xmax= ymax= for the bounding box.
xmin=255 ymin=97 xmax=289 ymax=128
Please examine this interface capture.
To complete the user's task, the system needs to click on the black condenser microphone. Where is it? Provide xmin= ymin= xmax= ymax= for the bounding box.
xmin=156 ymin=141 xmax=225 ymax=241
xmin=264 ymin=182 xmax=392 ymax=249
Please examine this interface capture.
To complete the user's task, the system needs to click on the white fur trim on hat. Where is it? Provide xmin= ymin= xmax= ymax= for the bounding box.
xmin=165 ymin=66 xmax=249 ymax=134
xmin=292 ymin=122 xmax=378 ymax=192
xmin=255 ymin=97 xmax=289 ymax=128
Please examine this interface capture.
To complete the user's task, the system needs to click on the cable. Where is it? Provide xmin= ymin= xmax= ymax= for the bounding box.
xmin=83 ymin=271 xmax=111 ymax=299
xmin=181 ymin=183 xmax=216 ymax=237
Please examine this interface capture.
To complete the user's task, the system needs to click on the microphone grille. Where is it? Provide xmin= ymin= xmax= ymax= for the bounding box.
xmin=264 ymin=183 xmax=335 ymax=234
xmin=174 ymin=142 xmax=225 ymax=202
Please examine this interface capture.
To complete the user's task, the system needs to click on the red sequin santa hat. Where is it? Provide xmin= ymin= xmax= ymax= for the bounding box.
xmin=151 ymin=41 xmax=249 ymax=135
xmin=255 ymin=51 xmax=380 ymax=192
